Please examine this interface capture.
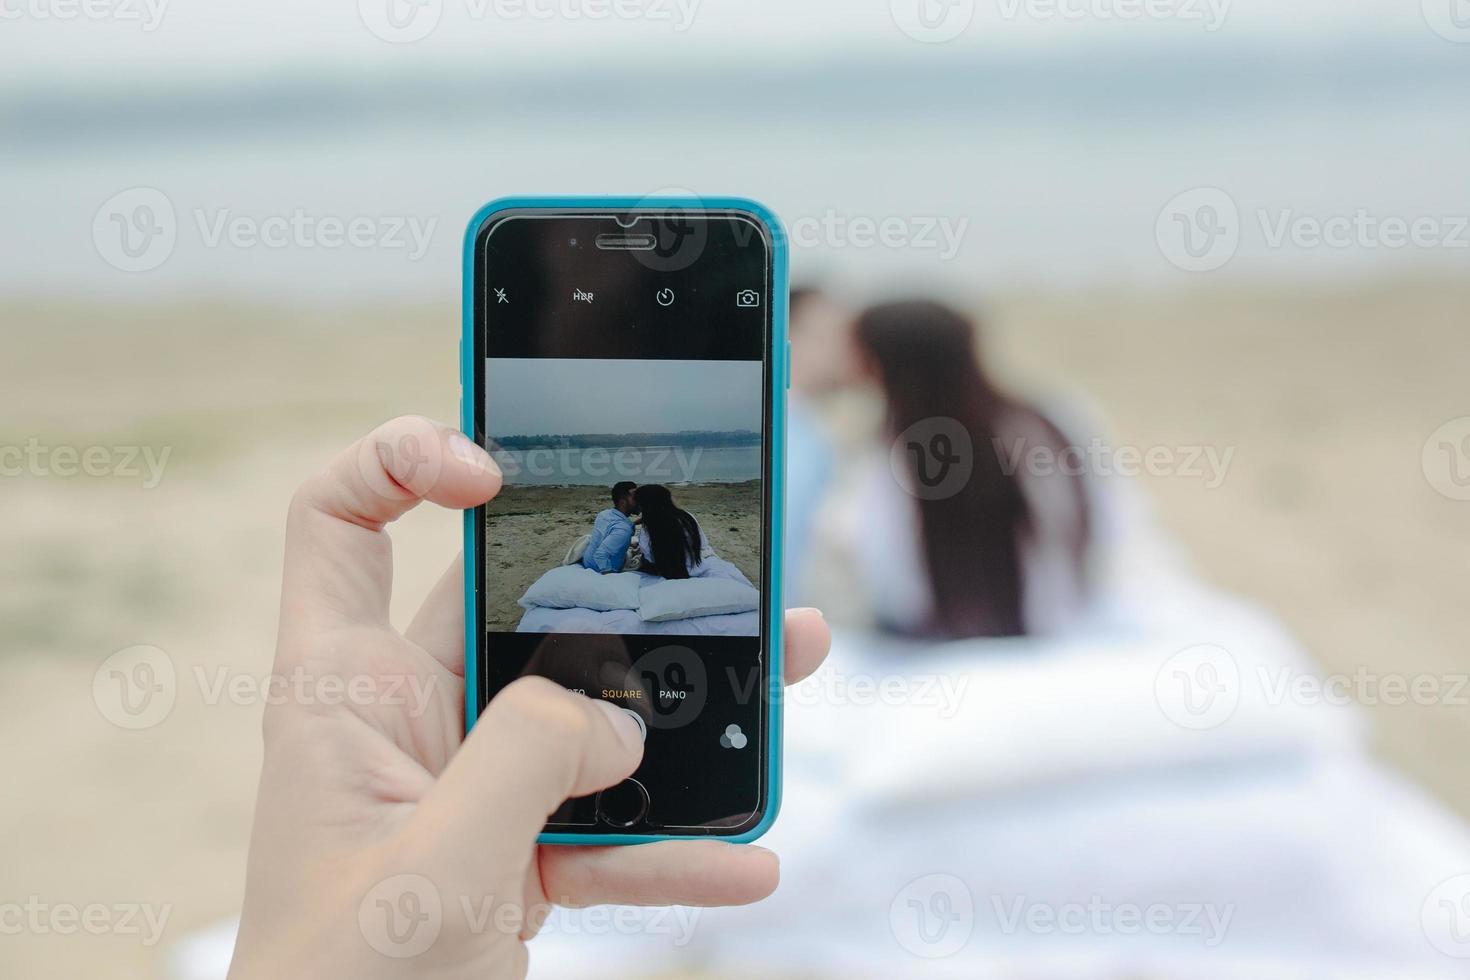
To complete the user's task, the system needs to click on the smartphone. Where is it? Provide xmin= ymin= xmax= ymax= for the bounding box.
xmin=462 ymin=197 xmax=787 ymax=844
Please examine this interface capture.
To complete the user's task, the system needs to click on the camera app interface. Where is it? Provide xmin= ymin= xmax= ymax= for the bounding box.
xmin=475 ymin=211 xmax=772 ymax=832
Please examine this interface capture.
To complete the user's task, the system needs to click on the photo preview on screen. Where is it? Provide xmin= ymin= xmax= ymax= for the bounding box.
xmin=483 ymin=356 xmax=764 ymax=636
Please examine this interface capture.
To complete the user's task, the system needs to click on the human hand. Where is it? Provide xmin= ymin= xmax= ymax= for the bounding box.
xmin=227 ymin=416 xmax=830 ymax=980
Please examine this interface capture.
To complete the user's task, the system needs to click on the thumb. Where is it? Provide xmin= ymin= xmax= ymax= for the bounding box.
xmin=415 ymin=678 xmax=644 ymax=872
xmin=280 ymin=416 xmax=500 ymax=631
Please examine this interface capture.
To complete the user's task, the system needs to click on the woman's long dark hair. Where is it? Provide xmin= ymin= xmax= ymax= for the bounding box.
xmin=855 ymin=301 xmax=1090 ymax=638
xmin=636 ymin=484 xmax=703 ymax=580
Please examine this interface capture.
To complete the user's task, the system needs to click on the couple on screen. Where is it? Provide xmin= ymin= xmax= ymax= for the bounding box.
xmin=580 ymin=480 xmax=708 ymax=580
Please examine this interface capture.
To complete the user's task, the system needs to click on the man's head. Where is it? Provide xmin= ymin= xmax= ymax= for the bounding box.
xmin=611 ymin=481 xmax=638 ymax=515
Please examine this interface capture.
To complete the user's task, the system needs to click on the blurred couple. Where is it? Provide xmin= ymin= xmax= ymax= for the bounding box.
xmin=787 ymin=287 xmax=1098 ymax=637
xmin=578 ymin=480 xmax=708 ymax=581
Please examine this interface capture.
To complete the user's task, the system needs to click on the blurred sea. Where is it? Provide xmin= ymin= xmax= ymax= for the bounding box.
xmin=4 ymin=38 xmax=1468 ymax=300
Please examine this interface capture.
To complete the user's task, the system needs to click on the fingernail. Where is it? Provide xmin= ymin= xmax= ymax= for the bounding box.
xmin=448 ymin=432 xmax=498 ymax=476
xmin=593 ymin=699 xmax=645 ymax=751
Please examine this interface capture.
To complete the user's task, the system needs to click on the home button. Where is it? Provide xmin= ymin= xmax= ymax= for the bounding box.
xmin=596 ymin=778 xmax=650 ymax=829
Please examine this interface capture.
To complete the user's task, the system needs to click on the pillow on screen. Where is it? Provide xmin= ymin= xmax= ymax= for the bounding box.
xmin=518 ymin=566 xmax=642 ymax=611
xmin=637 ymin=577 xmax=759 ymax=622
xmin=561 ymin=534 xmax=590 ymax=566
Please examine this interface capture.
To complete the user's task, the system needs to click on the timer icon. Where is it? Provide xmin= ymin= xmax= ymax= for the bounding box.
xmin=655 ymin=288 xmax=675 ymax=307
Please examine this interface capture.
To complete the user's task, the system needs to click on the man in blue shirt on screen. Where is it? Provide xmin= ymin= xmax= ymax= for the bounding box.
xmin=581 ymin=481 xmax=639 ymax=573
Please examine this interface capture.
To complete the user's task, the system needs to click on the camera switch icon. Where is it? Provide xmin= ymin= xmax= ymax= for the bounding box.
xmin=735 ymin=289 xmax=760 ymax=308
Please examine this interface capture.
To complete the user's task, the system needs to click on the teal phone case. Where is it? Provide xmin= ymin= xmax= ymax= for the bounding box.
xmin=462 ymin=196 xmax=789 ymax=845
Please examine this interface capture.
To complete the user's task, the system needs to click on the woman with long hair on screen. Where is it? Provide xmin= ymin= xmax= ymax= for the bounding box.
xmin=852 ymin=300 xmax=1093 ymax=638
xmin=633 ymin=483 xmax=706 ymax=580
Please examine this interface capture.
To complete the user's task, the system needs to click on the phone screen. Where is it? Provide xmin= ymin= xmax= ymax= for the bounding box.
xmin=471 ymin=208 xmax=775 ymax=835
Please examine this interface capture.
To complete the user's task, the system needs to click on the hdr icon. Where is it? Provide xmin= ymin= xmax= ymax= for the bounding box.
xmin=573 ymin=288 xmax=595 ymax=303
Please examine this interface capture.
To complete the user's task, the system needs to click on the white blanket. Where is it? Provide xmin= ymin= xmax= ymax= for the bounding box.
xmin=517 ymin=555 xmax=758 ymax=635
xmin=527 ymin=591 xmax=1470 ymax=980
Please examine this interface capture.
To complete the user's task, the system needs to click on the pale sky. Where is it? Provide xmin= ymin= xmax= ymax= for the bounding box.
xmin=486 ymin=357 xmax=761 ymax=437
xmin=2 ymin=0 xmax=1439 ymax=90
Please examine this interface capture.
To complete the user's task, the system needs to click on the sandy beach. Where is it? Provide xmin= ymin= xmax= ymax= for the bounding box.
xmin=485 ymin=481 xmax=762 ymax=630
